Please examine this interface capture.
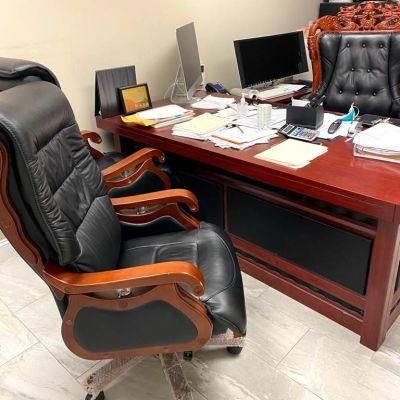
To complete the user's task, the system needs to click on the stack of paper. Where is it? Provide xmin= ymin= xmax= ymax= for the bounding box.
xmin=353 ymin=123 xmax=400 ymax=164
xmin=172 ymin=113 xmax=233 ymax=140
xmin=255 ymin=139 xmax=328 ymax=169
xmin=191 ymin=95 xmax=236 ymax=110
xmin=210 ymin=126 xmax=278 ymax=150
xmin=122 ymin=105 xmax=194 ymax=128
xmin=235 ymin=108 xmax=287 ymax=130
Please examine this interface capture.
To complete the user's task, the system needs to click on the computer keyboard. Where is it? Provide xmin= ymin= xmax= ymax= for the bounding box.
xmin=257 ymin=86 xmax=295 ymax=100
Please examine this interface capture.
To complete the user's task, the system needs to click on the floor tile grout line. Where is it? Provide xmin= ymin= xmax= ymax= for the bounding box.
xmin=0 ymin=341 xmax=39 ymax=370
xmin=12 ymin=291 xmax=51 ymax=314
xmin=275 ymin=328 xmax=310 ymax=370
xmin=13 ymin=307 xmax=98 ymax=384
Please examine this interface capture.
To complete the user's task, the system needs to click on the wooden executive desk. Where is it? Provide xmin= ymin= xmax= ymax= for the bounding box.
xmin=97 ymin=103 xmax=400 ymax=350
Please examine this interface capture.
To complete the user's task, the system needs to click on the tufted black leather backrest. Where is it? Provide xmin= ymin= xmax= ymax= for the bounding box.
xmin=0 ymin=81 xmax=121 ymax=272
xmin=0 ymin=57 xmax=60 ymax=91
xmin=317 ymin=32 xmax=400 ymax=117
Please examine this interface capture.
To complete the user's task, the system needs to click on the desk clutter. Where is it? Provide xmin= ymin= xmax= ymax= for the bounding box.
xmin=255 ymin=139 xmax=328 ymax=169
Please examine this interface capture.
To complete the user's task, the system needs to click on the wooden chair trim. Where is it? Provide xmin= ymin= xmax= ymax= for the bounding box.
xmin=308 ymin=1 xmax=400 ymax=92
xmin=43 ymin=260 xmax=205 ymax=296
xmin=0 ymin=141 xmax=45 ymax=271
xmin=81 ymin=130 xmax=104 ymax=160
xmin=111 ymin=189 xmax=199 ymax=213
xmin=101 ymin=148 xmax=166 ymax=180
xmin=61 ymin=283 xmax=213 ymax=360
xmin=116 ymin=202 xmax=200 ymax=230
xmin=105 ymin=158 xmax=171 ymax=190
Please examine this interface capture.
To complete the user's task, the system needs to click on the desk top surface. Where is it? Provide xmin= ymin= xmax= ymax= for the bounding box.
xmin=97 ymin=101 xmax=400 ymax=219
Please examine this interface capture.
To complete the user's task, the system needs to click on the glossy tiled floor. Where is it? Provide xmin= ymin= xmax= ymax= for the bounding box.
xmin=0 ymin=241 xmax=400 ymax=400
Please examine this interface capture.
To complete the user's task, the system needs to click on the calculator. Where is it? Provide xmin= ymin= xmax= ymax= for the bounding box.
xmin=278 ymin=124 xmax=319 ymax=142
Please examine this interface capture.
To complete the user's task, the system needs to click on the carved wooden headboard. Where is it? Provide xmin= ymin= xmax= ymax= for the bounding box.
xmin=308 ymin=1 xmax=400 ymax=92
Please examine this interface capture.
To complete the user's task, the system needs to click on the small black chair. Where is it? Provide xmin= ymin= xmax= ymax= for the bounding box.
xmin=0 ymin=79 xmax=246 ymax=400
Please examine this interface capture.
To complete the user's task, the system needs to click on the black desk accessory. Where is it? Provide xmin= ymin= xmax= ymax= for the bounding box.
xmin=95 ymin=65 xmax=136 ymax=118
xmin=286 ymin=102 xmax=324 ymax=130
xmin=328 ymin=119 xmax=342 ymax=134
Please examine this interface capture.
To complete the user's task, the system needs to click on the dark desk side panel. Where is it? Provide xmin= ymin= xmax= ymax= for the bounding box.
xmin=174 ymin=171 xmax=224 ymax=228
xmin=227 ymin=188 xmax=372 ymax=294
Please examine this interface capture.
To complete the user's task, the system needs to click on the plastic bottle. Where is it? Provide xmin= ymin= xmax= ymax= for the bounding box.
xmin=237 ymin=93 xmax=248 ymax=118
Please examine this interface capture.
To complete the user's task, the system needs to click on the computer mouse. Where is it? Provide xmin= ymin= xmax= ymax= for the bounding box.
xmin=328 ymin=119 xmax=342 ymax=134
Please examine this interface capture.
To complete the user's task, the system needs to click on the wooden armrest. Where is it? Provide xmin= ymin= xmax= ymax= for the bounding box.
xmin=81 ymin=130 xmax=103 ymax=144
xmin=111 ymin=189 xmax=199 ymax=213
xmin=43 ymin=261 xmax=205 ymax=296
xmin=102 ymin=148 xmax=165 ymax=180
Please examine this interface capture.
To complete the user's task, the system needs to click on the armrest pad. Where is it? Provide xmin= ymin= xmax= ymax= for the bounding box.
xmin=102 ymin=148 xmax=165 ymax=180
xmin=43 ymin=261 xmax=205 ymax=296
xmin=111 ymin=189 xmax=199 ymax=213
xmin=81 ymin=130 xmax=102 ymax=144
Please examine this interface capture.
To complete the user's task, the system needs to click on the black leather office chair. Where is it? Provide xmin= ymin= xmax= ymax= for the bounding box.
xmin=312 ymin=31 xmax=400 ymax=116
xmin=0 ymin=79 xmax=246 ymax=399
xmin=0 ymin=57 xmax=171 ymax=197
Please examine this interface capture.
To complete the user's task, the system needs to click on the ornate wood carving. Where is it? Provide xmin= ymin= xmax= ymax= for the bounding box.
xmin=81 ymin=130 xmax=104 ymax=160
xmin=308 ymin=1 xmax=400 ymax=91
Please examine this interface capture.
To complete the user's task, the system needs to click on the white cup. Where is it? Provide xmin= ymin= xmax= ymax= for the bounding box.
xmin=257 ymin=104 xmax=272 ymax=129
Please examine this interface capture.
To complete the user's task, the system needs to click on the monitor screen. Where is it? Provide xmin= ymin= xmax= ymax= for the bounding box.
xmin=176 ymin=22 xmax=202 ymax=96
xmin=234 ymin=31 xmax=309 ymax=88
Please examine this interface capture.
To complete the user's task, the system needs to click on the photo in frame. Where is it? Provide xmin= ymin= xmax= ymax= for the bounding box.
xmin=118 ymin=83 xmax=152 ymax=115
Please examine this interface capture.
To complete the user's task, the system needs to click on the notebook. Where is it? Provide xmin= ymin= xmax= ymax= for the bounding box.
xmin=255 ymin=139 xmax=328 ymax=169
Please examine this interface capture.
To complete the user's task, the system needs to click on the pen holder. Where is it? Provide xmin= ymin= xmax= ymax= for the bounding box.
xmin=286 ymin=105 xmax=324 ymax=130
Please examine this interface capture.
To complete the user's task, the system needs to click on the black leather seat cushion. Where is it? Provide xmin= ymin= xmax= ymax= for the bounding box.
xmin=317 ymin=32 xmax=400 ymax=117
xmin=118 ymin=222 xmax=246 ymax=336
xmin=96 ymin=151 xmax=125 ymax=171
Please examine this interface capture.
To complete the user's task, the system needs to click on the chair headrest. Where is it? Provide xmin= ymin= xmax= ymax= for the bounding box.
xmin=0 ymin=57 xmax=60 ymax=91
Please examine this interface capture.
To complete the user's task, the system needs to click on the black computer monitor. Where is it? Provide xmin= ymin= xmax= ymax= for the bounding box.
xmin=234 ymin=31 xmax=309 ymax=88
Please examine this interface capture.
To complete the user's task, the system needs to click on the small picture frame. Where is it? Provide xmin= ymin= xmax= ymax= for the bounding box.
xmin=118 ymin=83 xmax=152 ymax=115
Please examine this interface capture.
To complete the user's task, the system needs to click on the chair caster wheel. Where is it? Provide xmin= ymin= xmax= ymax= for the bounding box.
xmin=183 ymin=351 xmax=193 ymax=361
xmin=85 ymin=391 xmax=105 ymax=400
xmin=227 ymin=346 xmax=243 ymax=355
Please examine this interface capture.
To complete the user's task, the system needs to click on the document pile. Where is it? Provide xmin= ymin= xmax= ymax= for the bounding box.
xmin=255 ymin=139 xmax=328 ymax=169
xmin=353 ymin=123 xmax=400 ymax=164
xmin=210 ymin=126 xmax=278 ymax=150
xmin=172 ymin=113 xmax=233 ymax=140
xmin=191 ymin=95 xmax=236 ymax=110
xmin=121 ymin=105 xmax=194 ymax=128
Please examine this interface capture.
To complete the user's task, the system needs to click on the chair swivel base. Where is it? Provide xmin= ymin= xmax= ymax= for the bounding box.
xmin=82 ymin=330 xmax=244 ymax=400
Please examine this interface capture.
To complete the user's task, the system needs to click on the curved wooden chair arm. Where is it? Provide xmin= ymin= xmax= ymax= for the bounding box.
xmin=102 ymin=148 xmax=166 ymax=181
xmin=111 ymin=189 xmax=199 ymax=213
xmin=43 ymin=261 xmax=205 ymax=296
xmin=81 ymin=130 xmax=104 ymax=159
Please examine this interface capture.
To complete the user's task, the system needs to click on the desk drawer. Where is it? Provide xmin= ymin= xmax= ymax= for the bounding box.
xmin=227 ymin=188 xmax=372 ymax=294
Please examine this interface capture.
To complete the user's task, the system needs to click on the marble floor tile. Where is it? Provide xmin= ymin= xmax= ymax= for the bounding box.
xmin=277 ymin=329 xmax=400 ymax=400
xmin=0 ymin=300 xmax=38 ymax=368
xmin=183 ymin=346 xmax=321 ymax=400
xmin=371 ymin=320 xmax=400 ymax=378
xmin=0 ymin=255 xmax=49 ymax=312
xmin=242 ymin=272 xmax=268 ymax=299
xmin=0 ymin=241 xmax=18 ymax=263
xmin=255 ymin=286 xmax=362 ymax=345
xmin=244 ymin=300 xmax=309 ymax=367
xmin=16 ymin=294 xmax=97 ymax=379
xmin=0 ymin=343 xmax=85 ymax=399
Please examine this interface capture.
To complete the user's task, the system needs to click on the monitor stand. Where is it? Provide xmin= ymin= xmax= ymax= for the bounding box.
xmin=170 ymin=65 xmax=199 ymax=104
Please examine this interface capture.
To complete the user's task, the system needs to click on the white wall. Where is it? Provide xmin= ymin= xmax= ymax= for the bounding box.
xmin=0 ymin=0 xmax=320 ymax=149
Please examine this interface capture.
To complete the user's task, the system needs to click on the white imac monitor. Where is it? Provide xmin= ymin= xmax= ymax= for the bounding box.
xmin=172 ymin=22 xmax=202 ymax=103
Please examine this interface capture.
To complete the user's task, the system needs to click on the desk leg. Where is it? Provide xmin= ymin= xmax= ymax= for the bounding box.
xmin=113 ymin=134 xmax=122 ymax=153
xmin=361 ymin=220 xmax=400 ymax=350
